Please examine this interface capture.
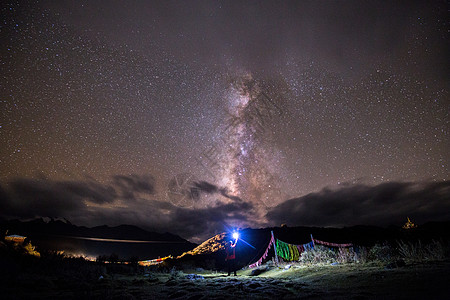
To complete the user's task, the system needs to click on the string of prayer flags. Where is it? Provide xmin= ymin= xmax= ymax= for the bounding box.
xmin=276 ymin=239 xmax=292 ymax=260
xmin=313 ymin=238 xmax=353 ymax=248
xmin=248 ymin=235 xmax=275 ymax=268
xmin=248 ymin=232 xmax=353 ymax=267
xmin=288 ymin=243 xmax=300 ymax=261
xmin=275 ymin=239 xmax=314 ymax=261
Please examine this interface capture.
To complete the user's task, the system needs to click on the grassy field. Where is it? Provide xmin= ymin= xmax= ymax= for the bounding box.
xmin=2 ymin=259 xmax=449 ymax=299
xmin=2 ymin=230 xmax=449 ymax=299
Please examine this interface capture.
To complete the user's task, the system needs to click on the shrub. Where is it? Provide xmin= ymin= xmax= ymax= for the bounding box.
xmin=397 ymin=240 xmax=448 ymax=262
xmin=336 ymin=247 xmax=358 ymax=264
xmin=368 ymin=243 xmax=395 ymax=262
xmin=169 ymin=266 xmax=183 ymax=279
xmin=353 ymin=246 xmax=370 ymax=263
xmin=23 ymin=242 xmax=40 ymax=257
xmin=300 ymin=245 xmax=337 ymax=264
xmin=397 ymin=240 xmax=424 ymax=261
xmin=424 ymin=240 xmax=447 ymax=260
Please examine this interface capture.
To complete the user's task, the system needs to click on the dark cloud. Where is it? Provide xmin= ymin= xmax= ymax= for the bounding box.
xmin=112 ymin=174 xmax=156 ymax=199
xmin=0 ymin=175 xmax=154 ymax=219
xmin=8 ymin=178 xmax=108 ymax=217
xmin=0 ymin=184 xmax=11 ymax=212
xmin=167 ymin=199 xmax=253 ymax=241
xmin=0 ymin=176 xmax=255 ymax=241
xmin=193 ymin=181 xmax=219 ymax=194
xmin=219 ymin=189 xmax=244 ymax=203
xmin=191 ymin=181 xmax=244 ymax=202
xmin=267 ymin=181 xmax=450 ymax=227
xmin=3 ymin=175 xmax=449 ymax=241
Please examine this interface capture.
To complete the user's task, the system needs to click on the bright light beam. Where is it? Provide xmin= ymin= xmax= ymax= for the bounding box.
xmin=232 ymin=232 xmax=239 ymax=240
xmin=238 ymin=237 xmax=256 ymax=249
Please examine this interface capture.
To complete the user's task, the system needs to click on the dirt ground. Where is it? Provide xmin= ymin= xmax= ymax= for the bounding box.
xmin=3 ymin=261 xmax=450 ymax=299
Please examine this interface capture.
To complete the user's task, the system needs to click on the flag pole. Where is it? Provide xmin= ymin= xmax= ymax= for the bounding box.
xmin=310 ymin=234 xmax=315 ymax=248
xmin=271 ymin=231 xmax=279 ymax=266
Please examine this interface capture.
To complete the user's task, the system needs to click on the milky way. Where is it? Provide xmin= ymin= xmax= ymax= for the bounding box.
xmin=217 ymin=73 xmax=286 ymax=208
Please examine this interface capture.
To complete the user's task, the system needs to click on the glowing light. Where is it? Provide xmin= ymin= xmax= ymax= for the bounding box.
xmin=232 ymin=232 xmax=239 ymax=240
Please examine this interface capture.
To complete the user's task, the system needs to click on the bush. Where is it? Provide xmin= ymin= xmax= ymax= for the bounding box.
xmin=169 ymin=267 xmax=183 ymax=279
xmin=300 ymin=245 xmax=337 ymax=264
xmin=368 ymin=243 xmax=396 ymax=262
xmin=275 ymin=239 xmax=450 ymax=266
xmin=23 ymin=242 xmax=40 ymax=257
xmin=336 ymin=247 xmax=358 ymax=264
xmin=425 ymin=240 xmax=447 ymax=260
xmin=297 ymin=245 xmax=359 ymax=265
xmin=397 ymin=240 xmax=448 ymax=262
xmin=353 ymin=246 xmax=369 ymax=263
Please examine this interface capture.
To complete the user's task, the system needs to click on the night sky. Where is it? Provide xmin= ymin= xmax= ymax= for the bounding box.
xmin=1 ymin=1 xmax=449 ymax=242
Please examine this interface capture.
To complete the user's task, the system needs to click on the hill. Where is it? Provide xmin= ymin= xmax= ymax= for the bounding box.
xmin=0 ymin=218 xmax=196 ymax=260
xmin=174 ymin=221 xmax=450 ymax=270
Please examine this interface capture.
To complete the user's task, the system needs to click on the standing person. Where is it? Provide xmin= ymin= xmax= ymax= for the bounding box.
xmin=225 ymin=239 xmax=237 ymax=276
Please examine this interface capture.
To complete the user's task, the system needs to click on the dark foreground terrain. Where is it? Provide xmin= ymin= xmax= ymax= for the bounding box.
xmin=2 ymin=221 xmax=450 ymax=299
xmin=1 ymin=260 xmax=449 ymax=299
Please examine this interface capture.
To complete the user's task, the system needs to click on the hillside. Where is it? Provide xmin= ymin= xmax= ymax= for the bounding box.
xmin=0 ymin=218 xmax=196 ymax=259
xmin=174 ymin=221 xmax=450 ymax=270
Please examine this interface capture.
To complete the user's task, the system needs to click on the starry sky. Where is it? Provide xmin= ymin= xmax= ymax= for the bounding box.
xmin=1 ymin=0 xmax=449 ymax=242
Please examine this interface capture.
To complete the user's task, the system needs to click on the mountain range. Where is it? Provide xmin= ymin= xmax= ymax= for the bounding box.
xmin=0 ymin=218 xmax=196 ymax=260
xmin=3 ymin=218 xmax=450 ymax=266
xmin=174 ymin=221 xmax=450 ymax=270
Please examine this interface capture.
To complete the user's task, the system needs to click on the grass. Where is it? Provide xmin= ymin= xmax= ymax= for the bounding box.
xmin=1 ymin=236 xmax=450 ymax=299
xmin=397 ymin=239 xmax=447 ymax=262
xmin=272 ymin=239 xmax=450 ymax=267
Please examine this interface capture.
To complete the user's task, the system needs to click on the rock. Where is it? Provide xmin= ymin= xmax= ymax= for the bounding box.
xmin=385 ymin=259 xmax=406 ymax=269
xmin=250 ymin=267 xmax=267 ymax=276
xmin=132 ymin=279 xmax=147 ymax=286
xmin=220 ymin=285 xmax=234 ymax=290
xmin=165 ymin=279 xmax=178 ymax=286
xmin=185 ymin=274 xmax=204 ymax=280
xmin=248 ymin=282 xmax=262 ymax=289
xmin=284 ymin=264 xmax=291 ymax=270
xmin=169 ymin=291 xmax=188 ymax=299
xmin=187 ymin=294 xmax=204 ymax=300
xmin=285 ymin=282 xmax=294 ymax=288
xmin=147 ymin=277 xmax=160 ymax=284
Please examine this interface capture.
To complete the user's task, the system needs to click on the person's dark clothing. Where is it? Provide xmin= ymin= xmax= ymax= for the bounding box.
xmin=225 ymin=242 xmax=237 ymax=276
xmin=227 ymin=258 xmax=236 ymax=276
xmin=225 ymin=243 xmax=235 ymax=260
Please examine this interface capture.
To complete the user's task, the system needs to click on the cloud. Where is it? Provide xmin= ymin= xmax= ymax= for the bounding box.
xmin=167 ymin=199 xmax=253 ymax=241
xmin=112 ymin=174 xmax=156 ymax=199
xmin=0 ymin=184 xmax=12 ymax=212
xmin=0 ymin=175 xmax=153 ymax=220
xmin=191 ymin=181 xmax=244 ymax=202
xmin=0 ymin=176 xmax=255 ymax=242
xmin=6 ymin=178 xmax=112 ymax=217
xmin=3 ymin=175 xmax=448 ymax=241
xmin=192 ymin=181 xmax=219 ymax=195
xmin=267 ymin=181 xmax=450 ymax=227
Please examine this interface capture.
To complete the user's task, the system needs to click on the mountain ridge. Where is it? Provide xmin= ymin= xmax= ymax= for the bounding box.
xmin=0 ymin=218 xmax=196 ymax=259
xmin=173 ymin=221 xmax=450 ymax=270
xmin=1 ymin=217 xmax=188 ymax=242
